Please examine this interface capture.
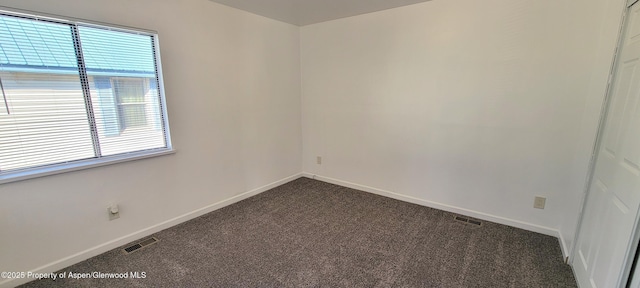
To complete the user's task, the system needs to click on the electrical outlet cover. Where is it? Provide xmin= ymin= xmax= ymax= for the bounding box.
xmin=108 ymin=206 xmax=120 ymax=220
xmin=534 ymin=196 xmax=546 ymax=209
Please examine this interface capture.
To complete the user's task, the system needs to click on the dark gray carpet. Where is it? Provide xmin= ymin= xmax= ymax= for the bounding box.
xmin=20 ymin=178 xmax=576 ymax=287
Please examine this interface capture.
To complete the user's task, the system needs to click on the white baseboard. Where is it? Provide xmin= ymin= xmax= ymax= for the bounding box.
xmin=558 ymin=231 xmax=570 ymax=261
xmin=302 ymin=172 xmax=561 ymax=239
xmin=0 ymin=173 xmax=303 ymax=288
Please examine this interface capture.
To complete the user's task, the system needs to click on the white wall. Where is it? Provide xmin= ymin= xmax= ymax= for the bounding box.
xmin=0 ymin=0 xmax=301 ymax=286
xmin=301 ymin=0 xmax=623 ymax=254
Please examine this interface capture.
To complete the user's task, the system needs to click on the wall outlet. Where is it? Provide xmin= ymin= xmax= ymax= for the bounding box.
xmin=108 ymin=204 xmax=120 ymax=220
xmin=534 ymin=196 xmax=546 ymax=209
xmin=317 ymin=156 xmax=322 ymax=165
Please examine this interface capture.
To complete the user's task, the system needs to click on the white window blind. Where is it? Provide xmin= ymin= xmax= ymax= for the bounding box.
xmin=0 ymin=11 xmax=172 ymax=180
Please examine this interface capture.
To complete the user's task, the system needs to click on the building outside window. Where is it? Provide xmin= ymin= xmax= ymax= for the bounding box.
xmin=113 ymin=77 xmax=148 ymax=131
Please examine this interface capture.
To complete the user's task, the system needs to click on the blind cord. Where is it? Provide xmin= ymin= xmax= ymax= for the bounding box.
xmin=0 ymin=76 xmax=9 ymax=115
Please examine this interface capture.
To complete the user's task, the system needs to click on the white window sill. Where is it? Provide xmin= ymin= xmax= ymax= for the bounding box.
xmin=0 ymin=149 xmax=176 ymax=185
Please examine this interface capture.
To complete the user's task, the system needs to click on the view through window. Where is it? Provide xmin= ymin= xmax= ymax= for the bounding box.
xmin=0 ymin=11 xmax=171 ymax=177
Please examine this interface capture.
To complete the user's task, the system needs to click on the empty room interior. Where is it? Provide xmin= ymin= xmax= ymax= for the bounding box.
xmin=1 ymin=0 xmax=640 ymax=287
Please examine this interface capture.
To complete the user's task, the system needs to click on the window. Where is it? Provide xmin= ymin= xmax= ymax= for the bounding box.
xmin=113 ymin=78 xmax=148 ymax=131
xmin=0 ymin=10 xmax=173 ymax=182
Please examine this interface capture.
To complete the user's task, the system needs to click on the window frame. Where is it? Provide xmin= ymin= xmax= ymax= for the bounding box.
xmin=0 ymin=6 xmax=174 ymax=184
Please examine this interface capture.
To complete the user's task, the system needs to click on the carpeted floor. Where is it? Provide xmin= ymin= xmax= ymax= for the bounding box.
xmin=20 ymin=178 xmax=577 ymax=287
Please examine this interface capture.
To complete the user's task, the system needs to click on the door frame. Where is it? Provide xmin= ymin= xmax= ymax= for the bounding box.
xmin=570 ymin=1 xmax=640 ymax=287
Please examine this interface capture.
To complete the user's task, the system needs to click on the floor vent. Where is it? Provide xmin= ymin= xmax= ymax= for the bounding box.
xmin=454 ymin=216 xmax=482 ymax=226
xmin=454 ymin=216 xmax=468 ymax=223
xmin=468 ymin=219 xmax=482 ymax=226
xmin=122 ymin=237 xmax=159 ymax=255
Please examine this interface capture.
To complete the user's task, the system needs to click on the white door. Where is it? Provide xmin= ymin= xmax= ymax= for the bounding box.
xmin=573 ymin=2 xmax=640 ymax=287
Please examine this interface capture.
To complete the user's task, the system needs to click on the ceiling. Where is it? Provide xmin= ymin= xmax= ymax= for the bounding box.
xmin=208 ymin=0 xmax=432 ymax=26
